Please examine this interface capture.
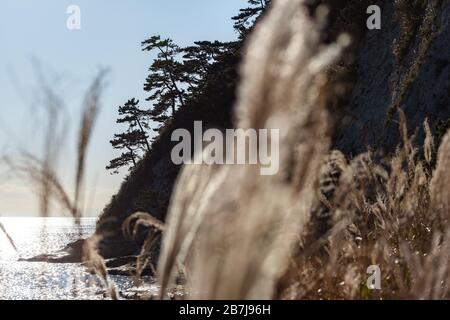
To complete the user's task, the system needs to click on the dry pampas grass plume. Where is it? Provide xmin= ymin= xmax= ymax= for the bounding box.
xmin=430 ymin=130 xmax=450 ymax=219
xmin=157 ymin=0 xmax=350 ymax=299
xmin=2 ymin=70 xmax=119 ymax=299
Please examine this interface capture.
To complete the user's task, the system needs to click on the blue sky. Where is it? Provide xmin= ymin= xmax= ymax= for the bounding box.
xmin=0 ymin=0 xmax=245 ymax=216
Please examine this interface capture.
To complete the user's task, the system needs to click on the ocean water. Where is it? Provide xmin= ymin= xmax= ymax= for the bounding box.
xmin=0 ymin=217 xmax=155 ymax=300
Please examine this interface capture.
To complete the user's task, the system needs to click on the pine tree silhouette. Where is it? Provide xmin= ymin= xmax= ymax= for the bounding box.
xmin=107 ymin=98 xmax=150 ymax=174
xmin=142 ymin=36 xmax=186 ymax=131
xmin=141 ymin=36 xmax=234 ymax=132
xmin=232 ymin=0 xmax=271 ymax=36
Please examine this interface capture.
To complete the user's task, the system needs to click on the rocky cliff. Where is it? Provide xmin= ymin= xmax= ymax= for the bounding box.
xmin=334 ymin=0 xmax=450 ymax=154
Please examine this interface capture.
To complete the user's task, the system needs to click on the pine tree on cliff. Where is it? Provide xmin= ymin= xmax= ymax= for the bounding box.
xmin=142 ymin=36 xmax=186 ymax=131
xmin=106 ymin=98 xmax=151 ymax=174
xmin=142 ymin=36 xmax=233 ymax=131
xmin=232 ymin=0 xmax=271 ymax=36
xmin=181 ymin=40 xmax=231 ymax=94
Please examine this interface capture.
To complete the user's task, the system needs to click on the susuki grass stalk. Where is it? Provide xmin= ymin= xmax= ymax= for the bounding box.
xmin=0 ymin=219 xmax=18 ymax=253
xmin=3 ymin=70 xmax=119 ymax=299
xmin=157 ymin=0 xmax=350 ymax=299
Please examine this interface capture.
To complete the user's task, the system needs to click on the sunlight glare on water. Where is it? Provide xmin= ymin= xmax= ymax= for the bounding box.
xmin=0 ymin=217 xmax=153 ymax=300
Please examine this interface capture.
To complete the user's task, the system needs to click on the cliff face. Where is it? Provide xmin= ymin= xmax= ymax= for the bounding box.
xmin=95 ymin=0 xmax=450 ymax=259
xmin=334 ymin=0 xmax=450 ymax=155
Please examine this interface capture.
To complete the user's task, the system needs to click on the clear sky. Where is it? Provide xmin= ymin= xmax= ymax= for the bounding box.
xmin=0 ymin=0 xmax=245 ymax=216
